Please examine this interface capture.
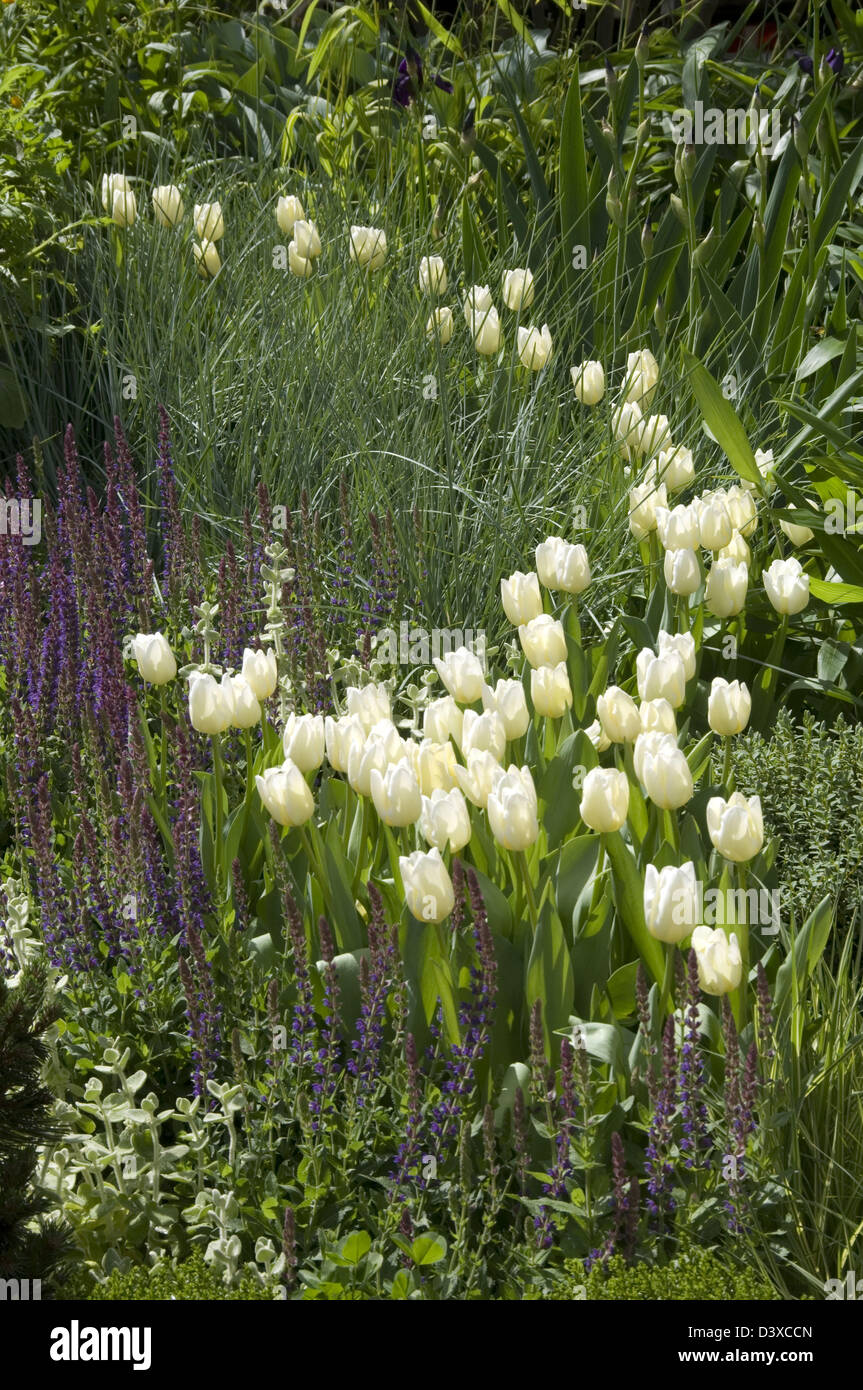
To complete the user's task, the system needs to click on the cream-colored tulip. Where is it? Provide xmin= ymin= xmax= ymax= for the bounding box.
xmin=585 ymin=719 xmax=611 ymax=752
xmin=596 ymin=685 xmax=641 ymax=744
xmin=346 ymin=720 xmax=407 ymax=796
xmin=691 ymin=926 xmax=743 ymax=994
xmin=664 ymin=546 xmax=702 ymax=596
xmin=487 ymin=768 xmax=539 ymax=851
xmin=193 ymin=240 xmax=221 ymax=279
xmin=640 ymin=698 xmax=677 ymax=736
xmin=644 ymin=861 xmax=699 ymax=944
xmin=453 ymin=749 xmax=504 ymax=809
xmin=622 ymin=348 xmax=659 ymax=409
xmin=501 ymin=570 xmax=543 ymax=626
xmin=635 ymin=731 xmax=693 ymax=809
xmin=636 ymin=647 xmax=687 ymax=708
xmin=345 ymin=682 xmax=391 ymax=732
xmin=152 ymin=184 xmax=183 ymax=228
xmin=482 ymin=679 xmax=529 ymax=740
xmin=580 ymin=767 xmax=629 ymax=832
xmin=640 ymin=414 xmax=672 ymax=459
xmin=420 ymin=787 xmax=471 ymax=853
xmin=517 ymin=323 xmax=552 ymax=370
xmin=241 ymin=647 xmax=278 ymax=700
xmin=502 ymin=267 xmax=535 ymax=311
xmin=518 ymin=614 xmax=567 ymax=669
xmin=131 ymin=632 xmax=176 ymax=685
xmin=423 ymin=694 xmax=463 ymax=746
xmin=706 ymin=792 xmax=764 ymax=863
xmin=779 ymin=508 xmax=815 ymax=546
xmin=708 ymin=678 xmax=751 ymax=736
xmin=571 ymin=360 xmax=605 ymax=405
xmin=705 ymin=558 xmax=748 ymax=618
xmin=370 ymin=762 xmax=422 ymax=827
xmin=656 ymin=502 xmax=699 ymax=552
xmin=614 ymin=400 xmax=645 ymax=460
xmin=531 ymin=662 xmax=573 ymax=718
xmin=724 ymin=485 xmax=757 ymax=538
xmin=288 ymin=241 xmax=314 ymax=278
xmin=228 ymin=675 xmax=262 ymax=730
xmin=325 ymin=713 xmax=365 ymax=773
xmin=657 ymin=629 xmax=696 ymax=681
xmin=655 ymin=444 xmax=695 ymax=492
xmin=283 ymin=713 xmax=325 ymax=772
xmin=741 ymin=447 xmax=776 ymax=495
xmin=719 ymin=530 xmax=751 ymax=568
xmin=410 ymin=739 xmax=458 ymax=796
xmin=194 ymin=202 xmax=224 ymax=241
xmin=111 ymin=188 xmax=137 ymax=227
xmin=349 ymin=224 xmax=387 ymax=270
xmin=433 ymin=646 xmax=485 ymax=704
xmin=419 ymin=255 xmax=447 ymax=295
xmin=629 ymin=477 xmax=667 ymax=539
xmin=461 ymin=708 xmax=507 ymax=762
xmin=292 ymin=219 xmax=321 ymax=259
xmin=256 ymin=759 xmax=314 ymax=827
xmin=276 ymin=195 xmax=305 ymax=236
xmin=188 ymin=671 xmax=233 ymax=735
xmin=101 ymin=173 xmax=130 ymax=213
xmin=535 ymin=538 xmax=591 ymax=594
xmin=399 ymin=848 xmax=454 ymax=922
xmin=426 ymin=307 xmax=454 ymax=343
xmin=763 ymin=556 xmax=809 ymax=615
xmin=472 ymin=305 xmax=503 ymax=355
xmin=697 ymin=491 xmax=733 ymax=550
xmin=463 ymin=284 xmax=493 ymax=323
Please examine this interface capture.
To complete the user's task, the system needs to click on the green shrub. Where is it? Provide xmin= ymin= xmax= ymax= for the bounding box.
xmin=538 ymin=1248 xmax=779 ymax=1301
xmin=71 ymin=1251 xmax=277 ymax=1301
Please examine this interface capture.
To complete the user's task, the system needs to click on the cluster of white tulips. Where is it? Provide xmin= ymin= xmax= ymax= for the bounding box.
xmin=100 ymin=172 xmax=387 ymax=281
xmin=421 ymin=260 xmax=553 ymax=370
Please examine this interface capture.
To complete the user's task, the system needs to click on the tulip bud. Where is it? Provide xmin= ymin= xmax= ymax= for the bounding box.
xmin=132 ymin=632 xmax=176 ymax=685
xmin=724 ymin=484 xmax=758 ymax=537
xmin=596 ymin=685 xmax=641 ymax=743
xmin=708 ymin=678 xmax=751 ymax=736
xmin=517 ymin=322 xmax=553 ymax=371
xmin=682 ymin=142 xmax=696 ymax=180
xmin=481 ymin=679 xmax=530 ymax=740
xmin=664 ymin=546 xmax=702 ymax=596
xmin=623 ymin=349 xmax=659 ymax=409
xmin=347 ymin=720 xmax=407 ymax=797
xmin=692 ymin=228 xmax=714 ymax=267
xmin=636 ymin=647 xmax=687 ymax=708
xmin=501 ymin=571 xmax=543 ymax=626
xmin=691 ymin=926 xmax=743 ymax=994
xmin=792 ymin=116 xmax=809 ymax=162
xmin=193 ymin=240 xmax=221 ymax=279
xmin=227 ymin=675 xmax=262 ymax=730
xmin=629 ymin=477 xmax=667 ymax=539
xmin=325 ymin=713 xmax=365 ymax=773
xmin=194 ymin=202 xmax=224 ymax=242
xmin=763 ymin=556 xmax=810 ymax=614
xmin=580 ymin=767 xmax=629 ymax=833
xmin=276 ymin=195 xmax=305 ymax=236
xmin=670 ymin=193 xmax=688 ymax=226
xmin=101 ymin=173 xmax=130 ymax=214
xmin=188 ymin=671 xmax=233 ymax=735
xmin=697 ymin=491 xmax=734 ymax=550
xmin=349 ymin=224 xmax=387 ymax=270
xmin=487 ymin=767 xmax=539 ymax=851
xmin=535 ymin=537 xmax=591 ymax=594
xmin=656 ymin=502 xmax=699 ymax=551
xmin=410 ymin=739 xmax=458 ymax=796
xmin=242 ymin=647 xmax=278 ymax=700
xmin=502 ymin=267 xmax=535 ymax=311
xmin=657 ymin=629 xmax=696 ymax=681
xmin=706 ymin=792 xmax=764 ymax=862
xmin=400 ymin=846 xmax=455 ymax=922
xmin=571 ymin=360 xmax=605 ymax=406
xmin=705 ymin=557 xmax=748 ymax=618
xmin=779 ymin=509 xmax=814 ymax=547
xmin=644 ymin=861 xmax=699 ymax=943
xmin=152 ymin=184 xmax=184 ymax=228
xmin=655 ymin=445 xmax=695 ymax=492
xmin=111 ymin=188 xmax=137 ymax=228
xmin=634 ymin=731 xmax=693 ymax=809
xmin=288 ymin=241 xmax=314 ymax=278
xmin=370 ymin=762 xmax=422 ymax=827
xmin=423 ymin=694 xmax=463 ymax=746
xmin=420 ymin=787 xmax=471 ymax=853
xmin=434 ymin=646 xmax=485 ymax=704
xmin=419 ymin=255 xmax=447 ymax=295
xmin=256 ymin=760 xmax=314 ymax=827
xmin=345 ymin=682 xmax=391 ymax=732
xmin=640 ymin=698 xmax=676 ymax=736
xmin=472 ymin=305 xmax=503 ymax=355
xmin=283 ymin=712 xmax=325 ymax=772
xmin=614 ymin=401 xmax=645 ymax=462
xmin=641 ymin=220 xmax=654 ymax=258
xmin=453 ymin=749 xmax=504 ymax=809
xmin=426 ymin=306 xmax=454 ymax=343
xmin=517 ymin=614 xmax=568 ymax=669
xmin=530 ymin=662 xmax=573 ymax=718
xmin=461 ymin=708 xmax=507 ymax=762
xmin=292 ymin=219 xmax=322 ymax=260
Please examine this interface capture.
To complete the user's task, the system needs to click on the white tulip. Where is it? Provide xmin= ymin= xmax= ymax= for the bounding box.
xmin=370 ymin=762 xmax=422 ymax=827
xmin=111 ymin=188 xmax=137 ymax=227
xmin=283 ymin=713 xmax=325 ymax=772
xmin=292 ymin=219 xmax=321 ymax=259
xmin=276 ymin=195 xmax=305 ymax=236
xmin=571 ymin=360 xmax=605 ymax=405
xmin=691 ymin=926 xmax=743 ymax=994
xmin=346 ymin=720 xmax=407 ymax=796
xmin=433 ymin=646 xmax=485 ymax=704
xmin=741 ymin=447 xmax=776 ymax=494
xmin=241 ymin=647 xmax=278 ymax=700
xmin=502 ymin=267 xmax=535 ymax=311
xmin=487 ymin=768 xmax=539 ymax=851
xmin=535 ymin=537 xmax=591 ymax=594
xmin=194 ymin=202 xmax=224 ymax=241
xmin=763 ymin=556 xmax=809 ymax=615
xmin=472 ymin=305 xmax=503 ymax=355
xmin=706 ymin=792 xmax=764 ymax=863
xmin=636 ymin=647 xmax=687 ymax=708
xmin=419 ymin=255 xmax=447 ymax=295
xmin=349 ymin=224 xmax=387 ymax=270
xmin=622 ymin=348 xmax=659 ymax=409
xmin=193 ymin=240 xmax=221 ymax=278
xmin=719 ymin=530 xmax=751 ymax=567
xmin=461 ymin=708 xmax=507 ymax=761
xmin=345 ymin=682 xmax=391 ymax=732
xmin=325 ymin=713 xmax=365 ymax=773
xmin=580 ymin=767 xmax=629 ymax=832
xmin=288 ymin=241 xmax=314 ymax=278
xmin=399 ymin=847 xmax=454 ymax=923
xmin=664 ymin=547 xmax=702 ymax=596
xmin=629 ymin=477 xmax=667 ymax=539
xmin=531 ymin=662 xmax=573 ymax=718
xmin=640 ymin=698 xmax=677 ymax=736
xmin=640 ymin=414 xmax=672 ymax=459
xmin=596 ymin=685 xmax=641 ymax=743
xmin=410 ymin=739 xmax=458 ymax=796
xmin=657 ymin=630 xmax=696 ymax=681
xmin=517 ymin=323 xmax=553 ymax=371
xmin=697 ymin=491 xmax=733 ymax=550
xmin=152 ymin=184 xmax=183 ymax=228
xmin=656 ymin=502 xmax=699 ymax=552
xmin=501 ymin=570 xmax=543 ymax=626
xmin=426 ymin=307 xmax=454 ymax=342
xmin=655 ymin=444 xmax=695 ymax=492
xmin=256 ymin=760 xmax=314 ymax=827
xmin=705 ymin=558 xmax=748 ymax=618
xmin=644 ymin=861 xmax=699 ymax=943
xmin=227 ymin=675 xmax=262 ymax=730
xmin=423 ymin=694 xmax=463 ymax=746
xmin=708 ymin=678 xmax=751 ymax=736
xmin=188 ymin=671 xmax=233 ymax=735
xmin=585 ymin=719 xmax=611 ymax=752
xmin=482 ymin=679 xmax=529 ymax=740
xmin=454 ymin=749 xmax=504 ymax=809
xmin=132 ymin=632 xmax=176 ymax=685
xmin=101 ymin=173 xmax=130 ymax=213
xmin=420 ymin=787 xmax=471 ymax=853
xmin=463 ymin=285 xmax=493 ymax=323
xmin=634 ymin=732 xmax=693 ymax=809
xmin=518 ymin=614 xmax=567 ymax=669
xmin=779 ymin=509 xmax=815 ymax=546
xmin=614 ymin=400 xmax=645 ymax=460
xmin=724 ymin=485 xmax=757 ymax=538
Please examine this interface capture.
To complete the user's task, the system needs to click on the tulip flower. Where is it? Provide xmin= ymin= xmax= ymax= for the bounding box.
xmin=644 ymin=861 xmax=699 ymax=943
xmin=779 ymin=509 xmax=815 ymax=546
xmin=188 ymin=671 xmax=233 ymax=735
xmin=640 ymin=414 xmax=672 ymax=459
xmin=570 ymin=360 xmax=605 ymax=405
xmin=501 ymin=570 xmax=543 ymax=626
xmin=708 ymin=678 xmax=751 ymax=736
xmin=370 ymin=762 xmax=422 ymax=827
xmin=655 ymin=502 xmax=698 ymax=552
xmin=152 ymin=184 xmax=183 ymax=228
xmin=256 ymin=760 xmax=314 ymax=828
xmin=194 ymin=202 xmax=224 ymax=241
xmin=596 ymin=685 xmax=641 ymax=743
xmin=193 ymin=240 xmax=221 ymax=279
xmin=410 ymin=739 xmax=458 ymax=796
xmin=517 ymin=614 xmax=567 ymax=669
xmin=691 ymin=926 xmax=743 ymax=994
xmin=719 ymin=530 xmax=751 ymax=567
xmin=614 ymin=401 xmax=645 ymax=460
xmin=636 ymin=647 xmax=687 ymax=708
xmin=705 ymin=558 xmax=748 ymax=618
xmin=420 ymin=787 xmax=472 ymax=853
xmin=706 ymin=792 xmax=764 ymax=863
xmin=697 ymin=492 xmax=733 ymax=550
xmin=629 ymin=477 xmax=667 ymax=538
xmin=487 ymin=768 xmax=539 ymax=851
xmin=502 ymin=267 xmax=535 ymax=311
xmin=227 ymin=675 xmax=262 ymax=730
xmin=655 ymin=444 xmax=695 ymax=492
xmin=325 ymin=713 xmax=365 ymax=773
xmin=741 ymin=447 xmax=776 ymax=495
xmin=347 ymin=720 xmax=407 ymax=797
xmin=634 ymin=731 xmax=693 ymax=809
xmin=531 ymin=662 xmax=573 ymax=718
xmin=419 ymin=255 xmax=447 ymax=294
xmin=463 ymin=285 xmax=493 ymax=323
xmin=472 ymin=305 xmax=503 ymax=355
xmin=132 ymin=632 xmax=176 ymax=685
xmin=763 ymin=556 xmax=809 ymax=614
xmin=724 ymin=485 xmax=757 ymax=538
xmin=640 ymin=698 xmax=676 ymax=736
xmin=535 ymin=537 xmax=591 ymax=594
xmin=423 ymin=694 xmax=463 ymax=746
xmin=482 ymin=679 xmax=530 ymax=740
xmin=517 ymin=323 xmax=553 ymax=371
xmin=585 ymin=719 xmax=611 ymax=752
xmin=580 ymin=767 xmax=629 ymax=832
xmin=426 ymin=307 xmax=454 ymax=343
xmin=111 ymin=188 xmax=137 ymax=227
xmin=288 ymin=242 xmax=314 ymax=278
xmin=400 ymin=848 xmax=455 ymax=923
xmin=345 ymin=682 xmax=391 ymax=731
xmin=242 ymin=647 xmax=278 ymax=700
xmin=453 ymin=749 xmax=504 ymax=809
xmin=276 ymin=195 xmax=305 ymax=236
xmin=622 ymin=348 xmax=659 ymax=409
xmin=433 ymin=646 xmax=485 ymax=704
xmin=292 ymin=220 xmax=322 ymax=260
xmin=349 ymin=225 xmax=387 ymax=270
xmin=101 ymin=173 xmax=131 ymax=213
xmin=283 ymin=712 xmax=325 ymax=772
xmin=461 ymin=708 xmax=507 ymax=761
xmin=657 ymin=630 xmax=696 ymax=682
xmin=664 ymin=547 xmax=702 ymax=596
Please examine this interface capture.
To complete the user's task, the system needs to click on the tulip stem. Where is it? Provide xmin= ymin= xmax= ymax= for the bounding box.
xmin=662 ymin=808 xmax=679 ymax=854
xmin=212 ymin=735 xmax=225 ymax=894
xmin=721 ymin=734 xmax=733 ymax=792
xmin=517 ymin=851 xmax=539 ymax=931
xmin=658 ymin=942 xmax=676 ymax=1020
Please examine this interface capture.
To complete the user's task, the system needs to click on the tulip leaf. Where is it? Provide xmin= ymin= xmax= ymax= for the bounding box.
xmin=774 ymin=896 xmax=835 ymax=1027
xmin=603 ymin=831 xmax=665 ymax=985
xmin=682 ymin=350 xmax=761 ymax=488
xmin=538 ymin=733 xmax=584 ymax=849
xmin=605 ymin=961 xmax=639 ymax=1019
xmin=526 ymin=907 xmax=574 ymax=1058
xmin=808 ymin=577 xmax=863 ymax=606
xmin=555 ymin=834 xmax=600 ymax=936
